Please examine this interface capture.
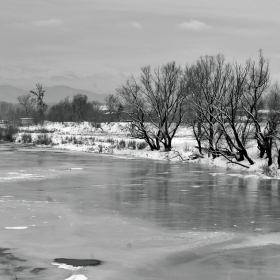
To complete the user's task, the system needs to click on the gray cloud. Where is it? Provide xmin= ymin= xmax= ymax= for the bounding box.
xmin=14 ymin=18 xmax=64 ymax=28
xmin=49 ymin=75 xmax=69 ymax=81
xmin=129 ymin=21 xmax=143 ymax=29
xmin=31 ymin=19 xmax=64 ymax=27
xmin=119 ymin=21 xmax=143 ymax=30
xmin=1 ymin=0 xmax=280 ymax=94
xmin=177 ymin=20 xmax=208 ymax=30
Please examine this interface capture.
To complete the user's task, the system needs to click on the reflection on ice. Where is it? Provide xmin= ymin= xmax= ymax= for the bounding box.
xmin=210 ymin=172 xmax=225 ymax=176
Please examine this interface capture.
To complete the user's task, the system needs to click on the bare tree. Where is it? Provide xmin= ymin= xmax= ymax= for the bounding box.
xmin=17 ymin=94 xmax=33 ymax=117
xmin=30 ymin=83 xmax=48 ymax=124
xmin=117 ymin=62 xmax=190 ymax=151
xmin=237 ymin=51 xmax=270 ymax=164
xmin=47 ymin=97 xmax=71 ymax=122
xmin=187 ymin=105 xmax=205 ymax=154
xmin=105 ymin=94 xmax=119 ymax=122
xmin=90 ymin=101 xmax=102 ymax=122
xmin=187 ymin=54 xmax=231 ymax=158
xmin=213 ymin=59 xmax=256 ymax=165
xmin=72 ymin=94 xmax=91 ymax=122
xmin=252 ymin=82 xmax=280 ymax=166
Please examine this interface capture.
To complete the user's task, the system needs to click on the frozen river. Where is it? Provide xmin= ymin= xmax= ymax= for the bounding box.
xmin=0 ymin=146 xmax=280 ymax=279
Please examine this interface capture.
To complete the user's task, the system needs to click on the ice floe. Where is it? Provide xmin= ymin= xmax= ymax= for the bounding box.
xmin=52 ymin=262 xmax=83 ymax=271
xmin=5 ymin=226 xmax=28 ymax=229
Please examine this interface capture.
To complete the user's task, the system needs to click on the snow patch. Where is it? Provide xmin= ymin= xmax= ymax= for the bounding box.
xmin=65 ymin=275 xmax=88 ymax=280
xmin=5 ymin=226 xmax=28 ymax=229
xmin=52 ymin=262 xmax=83 ymax=271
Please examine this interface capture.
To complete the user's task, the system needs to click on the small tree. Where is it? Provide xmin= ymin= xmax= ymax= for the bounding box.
xmin=72 ymin=94 xmax=91 ymax=122
xmin=17 ymin=94 xmax=33 ymax=117
xmin=90 ymin=101 xmax=102 ymax=122
xmin=105 ymin=94 xmax=119 ymax=122
xmin=30 ymin=83 xmax=48 ymax=124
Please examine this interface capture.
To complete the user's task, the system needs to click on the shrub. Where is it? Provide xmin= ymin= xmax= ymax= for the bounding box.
xmin=260 ymin=163 xmax=278 ymax=177
xmin=260 ymin=163 xmax=272 ymax=176
xmin=36 ymin=134 xmax=52 ymax=145
xmin=88 ymin=137 xmax=95 ymax=145
xmin=137 ymin=141 xmax=148 ymax=150
xmin=98 ymin=144 xmax=103 ymax=153
xmin=1 ymin=126 xmax=19 ymax=142
xmin=118 ymin=139 xmax=126 ymax=149
xmin=36 ymin=128 xmax=55 ymax=133
xmin=92 ymin=122 xmax=101 ymax=129
xmin=22 ymin=133 xmax=32 ymax=143
xmin=73 ymin=137 xmax=82 ymax=144
xmin=96 ymin=137 xmax=104 ymax=143
xmin=128 ymin=140 xmax=136 ymax=150
xmin=106 ymin=138 xmax=114 ymax=144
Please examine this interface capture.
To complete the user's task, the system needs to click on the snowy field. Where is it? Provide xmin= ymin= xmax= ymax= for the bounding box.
xmin=15 ymin=121 xmax=278 ymax=179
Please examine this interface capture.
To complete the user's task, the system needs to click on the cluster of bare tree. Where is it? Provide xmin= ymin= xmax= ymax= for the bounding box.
xmin=107 ymin=51 xmax=280 ymax=168
xmin=187 ymin=52 xmax=279 ymax=168
xmin=0 ymin=84 xmax=47 ymax=124
xmin=17 ymin=83 xmax=48 ymax=124
xmin=0 ymin=102 xmax=29 ymax=124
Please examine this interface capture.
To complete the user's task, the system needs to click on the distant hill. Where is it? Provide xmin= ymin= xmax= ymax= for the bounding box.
xmin=0 ymin=85 xmax=29 ymax=103
xmin=0 ymin=85 xmax=106 ymax=104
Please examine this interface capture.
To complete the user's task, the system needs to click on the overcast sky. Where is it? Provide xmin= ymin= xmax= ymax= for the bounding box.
xmin=1 ymin=0 xmax=280 ymax=94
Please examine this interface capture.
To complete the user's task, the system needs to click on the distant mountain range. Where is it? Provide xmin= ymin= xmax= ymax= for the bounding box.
xmin=0 ymin=85 xmax=106 ymax=104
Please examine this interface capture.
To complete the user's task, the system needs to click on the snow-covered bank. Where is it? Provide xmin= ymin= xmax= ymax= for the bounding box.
xmin=14 ymin=121 xmax=279 ymax=179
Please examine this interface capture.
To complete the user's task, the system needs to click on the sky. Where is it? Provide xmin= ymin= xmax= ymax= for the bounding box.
xmin=1 ymin=0 xmax=280 ymax=94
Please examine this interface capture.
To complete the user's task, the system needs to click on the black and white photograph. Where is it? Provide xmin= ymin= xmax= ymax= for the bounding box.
xmin=0 ymin=0 xmax=280 ymax=279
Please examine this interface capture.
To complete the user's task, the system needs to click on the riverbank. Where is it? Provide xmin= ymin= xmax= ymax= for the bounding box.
xmin=14 ymin=121 xmax=278 ymax=179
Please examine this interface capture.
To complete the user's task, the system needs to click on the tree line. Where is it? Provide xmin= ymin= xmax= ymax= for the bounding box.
xmin=107 ymin=51 xmax=280 ymax=168
xmin=10 ymin=83 xmax=111 ymax=124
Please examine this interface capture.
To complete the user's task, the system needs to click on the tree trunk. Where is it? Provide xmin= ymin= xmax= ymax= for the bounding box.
xmin=231 ymin=125 xmax=254 ymax=164
xmin=243 ymin=149 xmax=254 ymax=165
xmin=258 ymin=141 xmax=266 ymax=158
xmin=163 ymin=137 xmax=172 ymax=151
xmin=209 ymin=123 xmax=216 ymax=159
xmin=266 ymin=148 xmax=273 ymax=166
xmin=197 ymin=139 xmax=203 ymax=154
xmin=192 ymin=125 xmax=203 ymax=154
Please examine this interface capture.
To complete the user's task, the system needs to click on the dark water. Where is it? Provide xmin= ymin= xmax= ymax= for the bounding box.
xmin=1 ymin=149 xmax=280 ymax=234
